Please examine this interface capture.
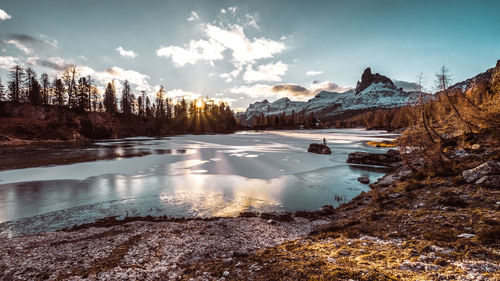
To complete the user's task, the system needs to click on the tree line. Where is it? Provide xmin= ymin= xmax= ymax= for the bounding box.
xmin=0 ymin=64 xmax=238 ymax=135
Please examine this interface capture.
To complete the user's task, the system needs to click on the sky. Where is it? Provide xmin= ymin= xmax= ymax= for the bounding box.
xmin=0 ymin=0 xmax=499 ymax=111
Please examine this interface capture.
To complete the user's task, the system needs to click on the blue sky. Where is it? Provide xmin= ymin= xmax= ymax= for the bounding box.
xmin=0 ymin=0 xmax=499 ymax=110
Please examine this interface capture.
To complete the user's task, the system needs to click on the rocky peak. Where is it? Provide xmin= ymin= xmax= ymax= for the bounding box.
xmin=355 ymin=67 xmax=395 ymax=94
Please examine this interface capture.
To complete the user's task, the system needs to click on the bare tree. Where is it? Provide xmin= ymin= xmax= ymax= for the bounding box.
xmin=62 ymin=65 xmax=79 ymax=109
xmin=41 ymin=73 xmax=50 ymax=105
xmin=435 ymin=65 xmax=474 ymax=134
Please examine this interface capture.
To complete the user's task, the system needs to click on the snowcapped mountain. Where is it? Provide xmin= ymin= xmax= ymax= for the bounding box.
xmin=239 ymin=68 xmax=423 ymax=126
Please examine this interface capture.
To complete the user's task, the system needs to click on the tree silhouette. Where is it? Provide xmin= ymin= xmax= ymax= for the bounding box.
xmin=103 ymin=81 xmax=117 ymax=114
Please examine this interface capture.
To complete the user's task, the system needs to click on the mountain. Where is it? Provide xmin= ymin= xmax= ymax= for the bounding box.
xmin=239 ymin=68 xmax=424 ymax=126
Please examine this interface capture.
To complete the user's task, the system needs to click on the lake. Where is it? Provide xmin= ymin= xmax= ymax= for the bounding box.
xmin=0 ymin=129 xmax=396 ymax=237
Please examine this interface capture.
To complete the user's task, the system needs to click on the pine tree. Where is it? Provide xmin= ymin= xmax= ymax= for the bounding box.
xmin=25 ymin=68 xmax=36 ymax=103
xmin=8 ymin=65 xmax=24 ymax=103
xmin=53 ymin=78 xmax=65 ymax=107
xmin=0 ymin=78 xmax=5 ymax=101
xmin=145 ymin=96 xmax=151 ymax=117
xmin=28 ymin=77 xmax=42 ymax=105
xmin=103 ymin=81 xmax=117 ymax=114
xmin=121 ymin=80 xmax=132 ymax=116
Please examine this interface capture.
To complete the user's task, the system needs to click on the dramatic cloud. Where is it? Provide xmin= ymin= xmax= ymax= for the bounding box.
xmin=0 ymin=56 xmax=19 ymax=70
xmin=115 ymin=46 xmax=137 ymax=58
xmin=186 ymin=11 xmax=199 ymax=21
xmin=243 ymin=61 xmax=288 ymax=83
xmin=306 ymin=70 xmax=323 ymax=76
xmin=157 ymin=22 xmax=285 ymax=70
xmin=204 ymin=24 xmax=285 ymax=64
xmin=156 ymin=39 xmax=225 ymax=67
xmin=271 ymin=84 xmax=309 ymax=98
xmin=27 ymin=56 xmax=73 ymax=70
xmin=0 ymin=9 xmax=11 ymax=21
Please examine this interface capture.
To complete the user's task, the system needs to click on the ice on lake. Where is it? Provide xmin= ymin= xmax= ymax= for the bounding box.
xmin=0 ymin=129 xmax=396 ymax=236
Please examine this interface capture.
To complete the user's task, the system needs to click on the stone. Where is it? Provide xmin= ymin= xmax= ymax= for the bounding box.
xmin=475 ymin=175 xmax=500 ymax=189
xmin=347 ymin=149 xmax=401 ymax=167
xmin=357 ymin=176 xmax=370 ymax=184
xmin=457 ymin=233 xmax=475 ymax=238
xmin=462 ymin=161 xmax=500 ymax=183
xmin=307 ymin=143 xmax=331 ymax=154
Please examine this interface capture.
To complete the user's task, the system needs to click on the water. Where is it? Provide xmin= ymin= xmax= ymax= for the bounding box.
xmin=0 ymin=129 xmax=396 ymax=236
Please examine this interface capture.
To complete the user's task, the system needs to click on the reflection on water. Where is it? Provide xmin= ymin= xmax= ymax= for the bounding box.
xmin=0 ymin=129 xmax=396 ymax=236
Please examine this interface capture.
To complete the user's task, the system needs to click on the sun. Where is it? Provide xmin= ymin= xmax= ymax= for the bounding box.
xmin=196 ymin=100 xmax=204 ymax=109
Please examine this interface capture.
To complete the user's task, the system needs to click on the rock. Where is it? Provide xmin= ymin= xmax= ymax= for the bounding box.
xmin=261 ymin=213 xmax=293 ymax=222
xmin=475 ymin=175 xmax=500 ymax=189
xmin=357 ymin=176 xmax=370 ymax=184
xmin=347 ymin=149 xmax=401 ymax=167
xmin=307 ymin=143 xmax=331 ymax=154
xmin=458 ymin=233 xmax=475 ymax=238
xmin=462 ymin=161 xmax=500 ymax=183
xmin=223 ymin=271 xmax=229 ymax=277
xmin=267 ymin=219 xmax=278 ymax=225
xmin=355 ymin=67 xmax=395 ymax=94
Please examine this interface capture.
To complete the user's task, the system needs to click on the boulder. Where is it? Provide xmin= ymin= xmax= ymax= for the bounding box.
xmin=347 ymin=149 xmax=401 ymax=167
xmin=475 ymin=175 xmax=500 ymax=189
xmin=462 ymin=161 xmax=500 ymax=183
xmin=357 ymin=176 xmax=370 ymax=184
xmin=308 ymin=143 xmax=331 ymax=154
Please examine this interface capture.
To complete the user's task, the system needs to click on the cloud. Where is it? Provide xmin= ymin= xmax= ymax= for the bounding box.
xmin=243 ymin=61 xmax=288 ymax=83
xmin=4 ymin=39 xmax=32 ymax=54
xmin=157 ymin=22 xmax=286 ymax=71
xmin=37 ymin=34 xmax=58 ymax=47
xmin=393 ymin=80 xmax=420 ymax=92
xmin=187 ymin=11 xmax=199 ymax=21
xmin=1 ymin=33 xmax=58 ymax=54
xmin=76 ymin=65 xmax=151 ymax=93
xmin=245 ymin=14 xmax=260 ymax=30
xmin=230 ymin=84 xmax=275 ymax=99
xmin=271 ymin=84 xmax=310 ymax=98
xmin=219 ymin=73 xmax=232 ymax=83
xmin=156 ymin=39 xmax=225 ymax=67
xmin=309 ymin=80 xmax=351 ymax=93
xmin=205 ymin=23 xmax=285 ymax=64
xmin=115 ymin=46 xmax=137 ymax=58
xmin=0 ymin=9 xmax=11 ymax=21
xmin=230 ymin=80 xmax=351 ymax=102
xmin=26 ymin=56 xmax=73 ymax=70
xmin=306 ymin=70 xmax=323 ymax=76
xmin=0 ymin=56 xmax=19 ymax=70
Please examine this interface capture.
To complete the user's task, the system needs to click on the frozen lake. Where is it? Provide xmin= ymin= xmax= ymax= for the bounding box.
xmin=0 ymin=129 xmax=396 ymax=236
